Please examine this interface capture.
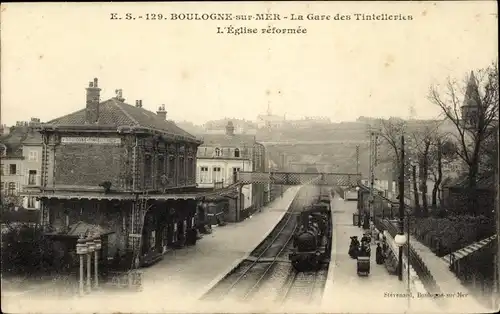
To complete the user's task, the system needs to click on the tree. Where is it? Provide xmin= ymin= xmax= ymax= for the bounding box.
xmin=428 ymin=137 xmax=458 ymax=209
xmin=0 ymin=191 xmax=23 ymax=212
xmin=428 ymin=62 xmax=499 ymax=214
xmin=376 ymin=118 xmax=407 ymax=191
xmin=409 ymin=122 xmax=441 ymax=215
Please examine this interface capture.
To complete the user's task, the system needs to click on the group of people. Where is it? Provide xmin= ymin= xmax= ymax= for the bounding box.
xmin=348 ymin=233 xmax=371 ymax=259
xmin=348 ymin=232 xmax=389 ymax=265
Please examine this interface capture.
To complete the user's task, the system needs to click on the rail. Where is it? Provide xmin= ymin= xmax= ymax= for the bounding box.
xmin=241 ymin=223 xmax=297 ymax=300
xmin=279 ymin=269 xmax=327 ymax=305
xmin=202 ymin=182 xmax=321 ymax=303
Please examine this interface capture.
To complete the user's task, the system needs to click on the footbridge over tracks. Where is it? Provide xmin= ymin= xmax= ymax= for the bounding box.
xmin=236 ymin=171 xmax=361 ymax=187
xmin=202 ymin=163 xmax=360 ymax=200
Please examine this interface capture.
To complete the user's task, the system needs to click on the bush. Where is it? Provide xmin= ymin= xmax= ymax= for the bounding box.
xmin=1 ymin=224 xmax=56 ymax=276
xmin=410 ymin=214 xmax=495 ymax=257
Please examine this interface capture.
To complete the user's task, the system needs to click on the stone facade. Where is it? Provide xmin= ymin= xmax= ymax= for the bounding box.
xmin=29 ymin=77 xmax=203 ymax=267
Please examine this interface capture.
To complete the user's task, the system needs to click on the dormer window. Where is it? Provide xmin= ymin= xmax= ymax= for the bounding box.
xmin=234 ymin=148 xmax=240 ymax=158
xmin=215 ymin=148 xmax=221 ymax=157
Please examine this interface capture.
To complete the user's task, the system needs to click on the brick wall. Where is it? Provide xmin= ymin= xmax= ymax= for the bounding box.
xmin=55 ymin=144 xmax=125 ymax=187
xmin=48 ymin=199 xmax=129 ymax=259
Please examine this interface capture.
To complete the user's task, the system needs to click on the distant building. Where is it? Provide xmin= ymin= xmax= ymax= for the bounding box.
xmin=197 ymin=121 xmax=267 ymax=221
xmin=204 ymin=118 xmax=258 ymax=135
xmin=285 ymin=116 xmax=331 ymax=128
xmin=256 ymin=114 xmax=286 ymax=129
xmin=0 ymin=124 xmax=10 ymax=136
xmin=0 ymin=118 xmax=43 ymax=210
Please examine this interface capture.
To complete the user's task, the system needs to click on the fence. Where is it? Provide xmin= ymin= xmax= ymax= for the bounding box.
xmin=448 ymin=238 xmax=497 ymax=308
xmin=373 ymin=216 xmax=440 ymax=299
xmin=366 ymin=180 xmax=498 ymax=308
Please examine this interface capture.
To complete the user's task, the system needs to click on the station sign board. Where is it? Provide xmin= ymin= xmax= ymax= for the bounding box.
xmin=61 ymin=137 xmax=121 ymax=145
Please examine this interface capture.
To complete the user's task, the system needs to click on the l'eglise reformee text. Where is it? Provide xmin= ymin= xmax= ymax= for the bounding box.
xmin=217 ymin=25 xmax=307 ymax=35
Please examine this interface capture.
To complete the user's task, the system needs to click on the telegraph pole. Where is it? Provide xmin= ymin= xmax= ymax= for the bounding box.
xmin=355 ymin=145 xmax=360 ymax=174
xmin=368 ymin=131 xmax=379 ymax=221
xmin=398 ymin=134 xmax=405 ymax=281
xmin=368 ymin=132 xmax=374 ymax=222
xmin=495 ymin=125 xmax=499 ymax=309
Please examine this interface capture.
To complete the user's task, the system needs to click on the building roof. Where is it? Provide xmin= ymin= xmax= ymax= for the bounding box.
xmin=46 ymin=97 xmax=200 ymax=143
xmin=199 ymin=133 xmax=258 ymax=147
xmin=0 ymin=125 xmax=42 ymax=157
xmin=256 ymin=114 xmax=285 ymax=122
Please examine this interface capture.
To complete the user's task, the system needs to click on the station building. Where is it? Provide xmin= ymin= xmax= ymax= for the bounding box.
xmin=24 ymin=78 xmax=226 ymax=267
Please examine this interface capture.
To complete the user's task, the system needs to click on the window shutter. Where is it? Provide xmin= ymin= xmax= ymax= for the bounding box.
xmin=22 ymin=197 xmax=28 ymax=208
xmin=35 ymin=198 xmax=40 ymax=209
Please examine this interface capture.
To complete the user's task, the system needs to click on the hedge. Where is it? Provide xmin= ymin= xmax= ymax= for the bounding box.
xmin=1 ymin=224 xmax=56 ymax=276
xmin=409 ymin=215 xmax=495 ymax=257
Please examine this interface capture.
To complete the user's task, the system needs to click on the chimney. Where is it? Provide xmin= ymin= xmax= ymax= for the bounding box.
xmin=135 ymin=100 xmax=143 ymax=108
xmin=86 ymin=78 xmax=101 ymax=124
xmin=156 ymin=104 xmax=167 ymax=120
xmin=115 ymin=89 xmax=125 ymax=102
xmin=225 ymin=121 xmax=235 ymax=136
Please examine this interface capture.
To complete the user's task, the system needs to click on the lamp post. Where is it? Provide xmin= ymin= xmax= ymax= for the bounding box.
xmin=94 ymin=237 xmax=101 ymax=288
xmin=395 ymin=233 xmax=410 ymax=309
xmin=398 ymin=135 xmax=405 ymax=281
xmin=86 ymin=235 xmax=95 ymax=293
xmin=76 ymin=235 xmax=87 ymax=297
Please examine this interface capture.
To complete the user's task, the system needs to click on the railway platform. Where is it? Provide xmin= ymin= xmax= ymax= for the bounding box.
xmin=1 ymin=185 xmax=303 ymax=314
xmin=322 ymin=195 xmax=441 ymax=313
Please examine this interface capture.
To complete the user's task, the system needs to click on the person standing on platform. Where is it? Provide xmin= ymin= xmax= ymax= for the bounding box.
xmin=376 ymin=243 xmax=385 ymax=264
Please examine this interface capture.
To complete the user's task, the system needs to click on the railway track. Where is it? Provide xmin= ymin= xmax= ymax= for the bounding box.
xmin=201 ymin=185 xmax=321 ymax=304
xmin=278 ymin=269 xmax=328 ymax=305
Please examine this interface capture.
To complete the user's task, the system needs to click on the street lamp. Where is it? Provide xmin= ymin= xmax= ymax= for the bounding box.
xmin=76 ymin=235 xmax=87 ymax=297
xmin=395 ymin=232 xmax=411 ymax=310
xmin=86 ymin=234 xmax=95 ymax=293
xmin=94 ymin=237 xmax=101 ymax=288
xmin=394 ymin=233 xmax=407 ymax=282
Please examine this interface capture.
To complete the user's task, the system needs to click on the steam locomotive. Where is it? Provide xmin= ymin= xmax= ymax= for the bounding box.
xmin=288 ymin=196 xmax=332 ymax=271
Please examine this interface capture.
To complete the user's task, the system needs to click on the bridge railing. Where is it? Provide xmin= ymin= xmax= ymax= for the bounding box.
xmin=236 ymin=171 xmax=361 ymax=186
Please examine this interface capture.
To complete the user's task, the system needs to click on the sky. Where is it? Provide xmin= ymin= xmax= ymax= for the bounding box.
xmin=1 ymin=1 xmax=498 ymax=126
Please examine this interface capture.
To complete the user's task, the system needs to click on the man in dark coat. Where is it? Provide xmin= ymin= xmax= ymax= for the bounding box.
xmin=376 ymin=243 xmax=385 ymax=264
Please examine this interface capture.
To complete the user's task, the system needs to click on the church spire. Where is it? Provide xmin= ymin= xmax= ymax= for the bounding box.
xmin=461 ymin=70 xmax=481 ymax=123
xmin=463 ymin=70 xmax=481 ymax=108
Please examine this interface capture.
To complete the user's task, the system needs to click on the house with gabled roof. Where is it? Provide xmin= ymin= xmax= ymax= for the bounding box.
xmin=0 ymin=119 xmax=43 ymax=211
xmin=23 ymin=77 xmax=213 ymax=268
xmin=196 ymin=121 xmax=267 ymax=222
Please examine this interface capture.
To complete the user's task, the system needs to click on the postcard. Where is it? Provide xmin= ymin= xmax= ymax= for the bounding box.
xmin=1 ymin=1 xmax=498 ymax=313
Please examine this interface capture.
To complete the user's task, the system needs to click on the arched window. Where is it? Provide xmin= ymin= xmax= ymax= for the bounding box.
xmin=234 ymin=148 xmax=240 ymax=158
xmin=215 ymin=148 xmax=221 ymax=157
